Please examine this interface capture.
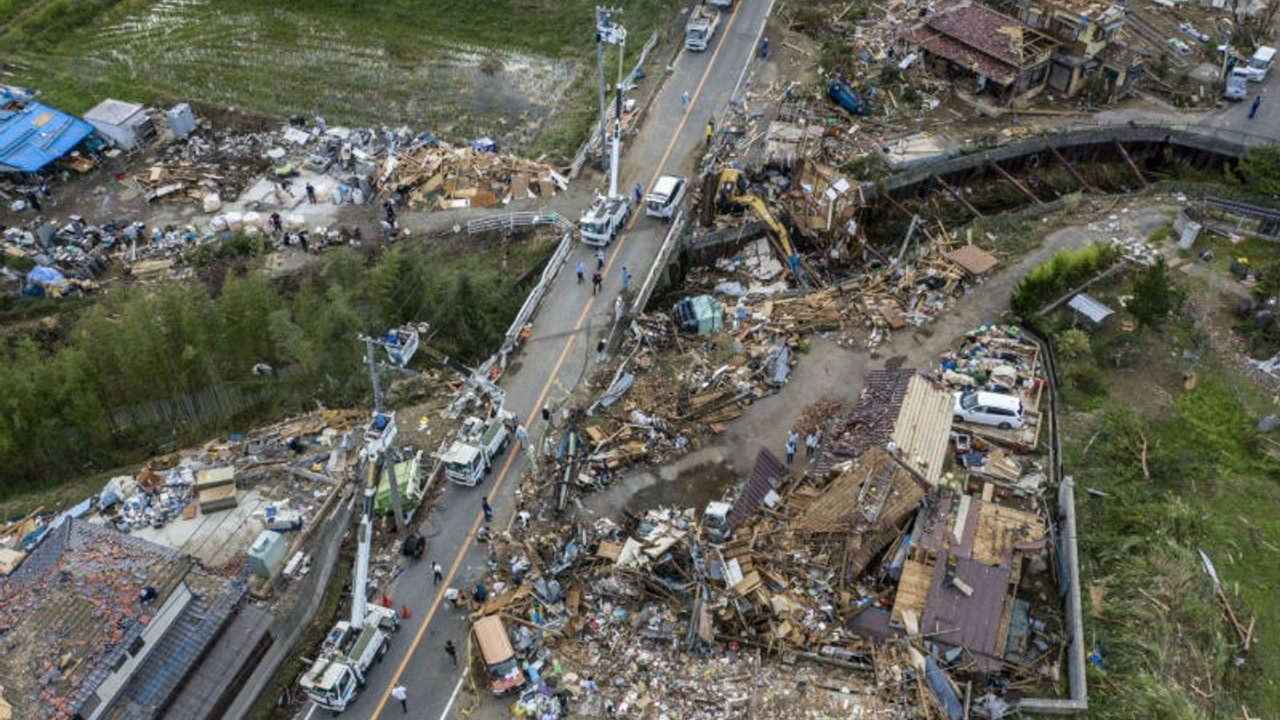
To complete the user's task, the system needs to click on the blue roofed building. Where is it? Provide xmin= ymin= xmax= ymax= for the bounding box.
xmin=0 ymin=90 xmax=94 ymax=174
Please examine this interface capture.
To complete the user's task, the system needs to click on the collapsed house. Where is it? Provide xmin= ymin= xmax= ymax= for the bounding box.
xmin=0 ymin=519 xmax=245 ymax=720
xmin=899 ymin=0 xmax=1142 ymax=104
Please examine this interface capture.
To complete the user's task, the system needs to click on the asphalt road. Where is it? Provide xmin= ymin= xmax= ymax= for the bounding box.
xmin=321 ymin=3 xmax=777 ymax=720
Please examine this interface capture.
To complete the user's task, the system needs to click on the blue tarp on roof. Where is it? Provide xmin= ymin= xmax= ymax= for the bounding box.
xmin=0 ymin=99 xmax=94 ymax=173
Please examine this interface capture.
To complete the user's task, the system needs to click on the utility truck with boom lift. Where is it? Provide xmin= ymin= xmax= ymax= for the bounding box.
xmin=580 ymin=14 xmax=633 ymax=246
xmin=404 ymin=337 xmax=514 ymax=487
xmin=299 ymin=327 xmax=426 ymax=713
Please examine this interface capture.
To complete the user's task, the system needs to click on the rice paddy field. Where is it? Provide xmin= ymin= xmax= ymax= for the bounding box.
xmin=0 ymin=0 xmax=681 ymax=154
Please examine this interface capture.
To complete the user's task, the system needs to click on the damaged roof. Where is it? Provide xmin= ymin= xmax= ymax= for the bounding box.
xmin=0 ymin=96 xmax=94 ymax=174
xmin=901 ymin=1 xmax=1053 ymax=85
xmin=820 ymin=369 xmax=914 ymax=467
xmin=890 ymin=374 xmax=954 ymax=485
xmin=920 ymin=550 xmax=1013 ymax=670
xmin=0 ymin=519 xmax=191 ymax=719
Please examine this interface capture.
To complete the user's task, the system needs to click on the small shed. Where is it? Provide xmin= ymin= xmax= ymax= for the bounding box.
xmin=1067 ymin=293 xmax=1114 ymax=326
xmin=247 ymin=530 xmax=287 ymax=578
xmin=83 ymin=99 xmax=155 ymax=150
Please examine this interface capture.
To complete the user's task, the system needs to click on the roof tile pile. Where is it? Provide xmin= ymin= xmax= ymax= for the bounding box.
xmin=0 ymin=519 xmax=190 ymax=720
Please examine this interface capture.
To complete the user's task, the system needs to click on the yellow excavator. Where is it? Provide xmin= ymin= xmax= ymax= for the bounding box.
xmin=715 ymin=168 xmax=801 ymax=278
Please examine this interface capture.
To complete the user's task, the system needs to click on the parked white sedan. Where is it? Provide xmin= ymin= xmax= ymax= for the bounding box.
xmin=954 ymin=391 xmax=1025 ymax=430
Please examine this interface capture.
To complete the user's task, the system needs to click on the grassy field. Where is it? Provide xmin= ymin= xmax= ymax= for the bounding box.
xmin=0 ymin=0 xmax=681 ymax=157
xmin=1047 ymin=271 xmax=1280 ymax=718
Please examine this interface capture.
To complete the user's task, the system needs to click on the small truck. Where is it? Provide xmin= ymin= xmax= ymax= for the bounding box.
xmin=299 ymin=605 xmax=400 ymax=712
xmin=685 ymin=4 xmax=721 ymax=51
xmin=440 ymin=409 xmax=515 ymax=486
xmin=579 ymin=194 xmax=632 ymax=246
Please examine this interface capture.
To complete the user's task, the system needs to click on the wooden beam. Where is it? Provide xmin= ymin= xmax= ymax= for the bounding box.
xmin=1048 ymin=145 xmax=1098 ymax=194
xmin=935 ymin=176 xmax=984 ymax=219
xmin=1114 ymin=140 xmax=1148 ymax=187
xmin=987 ymin=160 xmax=1045 ymax=205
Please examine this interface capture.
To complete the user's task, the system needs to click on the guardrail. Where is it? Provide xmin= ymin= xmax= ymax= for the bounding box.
xmin=632 ymin=209 xmax=690 ymax=314
xmin=466 ymin=211 xmax=574 ymax=235
xmin=482 ymin=226 xmax=576 ymax=376
xmin=570 ymin=30 xmax=663 ymax=178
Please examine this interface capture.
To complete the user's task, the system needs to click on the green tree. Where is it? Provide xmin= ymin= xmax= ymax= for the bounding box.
xmin=215 ymin=271 xmax=278 ymax=377
xmin=372 ymin=245 xmax=429 ymax=326
xmin=1129 ymin=257 xmax=1179 ymax=327
xmin=1234 ymin=145 xmax=1280 ymax=196
xmin=1055 ymin=328 xmax=1093 ymax=360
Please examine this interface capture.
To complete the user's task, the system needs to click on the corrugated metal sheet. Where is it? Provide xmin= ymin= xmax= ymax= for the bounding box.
xmin=1067 ymin=293 xmax=1114 ymax=323
xmin=920 ymin=551 xmax=1012 ymax=672
xmin=0 ymin=99 xmax=93 ymax=173
xmin=727 ymin=448 xmax=787 ymax=529
xmin=891 ymin=375 xmax=955 ymax=485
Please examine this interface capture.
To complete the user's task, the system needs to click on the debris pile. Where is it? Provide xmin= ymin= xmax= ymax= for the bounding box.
xmin=460 ymin=318 xmax=1069 ymax=717
xmin=377 ymin=143 xmax=564 ymax=210
xmin=934 ymin=324 xmax=1045 ymax=451
xmin=137 ymin=126 xmax=271 ymax=204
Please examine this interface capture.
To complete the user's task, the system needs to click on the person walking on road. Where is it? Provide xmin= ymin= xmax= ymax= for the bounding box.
xmin=482 ymin=497 xmax=493 ymax=522
xmin=592 ymin=271 xmax=603 ymax=295
xmin=633 ymin=181 xmax=643 ymax=206
xmin=620 ymin=266 xmax=632 ymax=293
xmin=445 ymin=639 xmax=458 ymax=667
xmin=680 ymin=91 xmax=690 ymax=112
xmin=391 ymin=684 xmax=408 ymax=713
xmin=596 ymin=337 xmax=608 ymax=363
xmin=805 ymin=430 xmax=819 ymax=460
xmin=760 ymin=37 xmax=769 ymax=60
xmin=576 ymin=259 xmax=585 ymax=283
xmin=785 ymin=435 xmax=797 ymax=464
xmin=432 ymin=561 xmax=443 ymax=585
xmin=515 ymin=421 xmax=529 ymax=447
xmin=596 ymin=247 xmax=606 ymax=271
xmin=541 ymin=405 xmax=552 ymax=423
xmin=706 ymin=120 xmax=714 ymax=146
xmin=1250 ymin=95 xmax=1262 ymax=119
xmin=305 ymin=183 xmax=317 ymax=204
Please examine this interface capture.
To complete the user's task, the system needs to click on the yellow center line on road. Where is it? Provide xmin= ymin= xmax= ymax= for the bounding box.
xmin=369 ymin=8 xmax=745 ymax=718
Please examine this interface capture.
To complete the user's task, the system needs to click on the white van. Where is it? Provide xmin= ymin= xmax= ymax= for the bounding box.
xmin=954 ymin=391 xmax=1025 ymax=430
xmin=1243 ymin=46 xmax=1276 ymax=82
xmin=644 ymin=175 xmax=689 ymax=220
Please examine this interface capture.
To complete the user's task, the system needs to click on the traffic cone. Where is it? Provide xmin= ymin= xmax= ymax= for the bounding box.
xmin=400 ymin=604 xmax=412 ymax=619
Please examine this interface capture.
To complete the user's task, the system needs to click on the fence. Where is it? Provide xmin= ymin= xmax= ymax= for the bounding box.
xmin=1018 ymin=331 xmax=1088 ymax=715
xmin=570 ymin=30 xmax=662 ymax=178
xmin=632 ymin=209 xmax=690 ymax=314
xmin=466 ymin=211 xmax=574 ymax=235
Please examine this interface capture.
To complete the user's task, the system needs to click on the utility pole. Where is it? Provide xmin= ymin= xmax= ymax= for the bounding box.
xmin=360 ymin=334 xmax=406 ymax=530
xmin=595 ymin=7 xmax=624 ymax=173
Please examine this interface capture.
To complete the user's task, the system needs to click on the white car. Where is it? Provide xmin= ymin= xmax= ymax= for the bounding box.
xmin=644 ymin=175 xmax=689 ymax=220
xmin=954 ymin=391 xmax=1025 ymax=430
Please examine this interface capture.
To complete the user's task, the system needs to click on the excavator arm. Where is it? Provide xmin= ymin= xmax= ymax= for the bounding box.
xmin=727 ymin=194 xmax=796 ymax=261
